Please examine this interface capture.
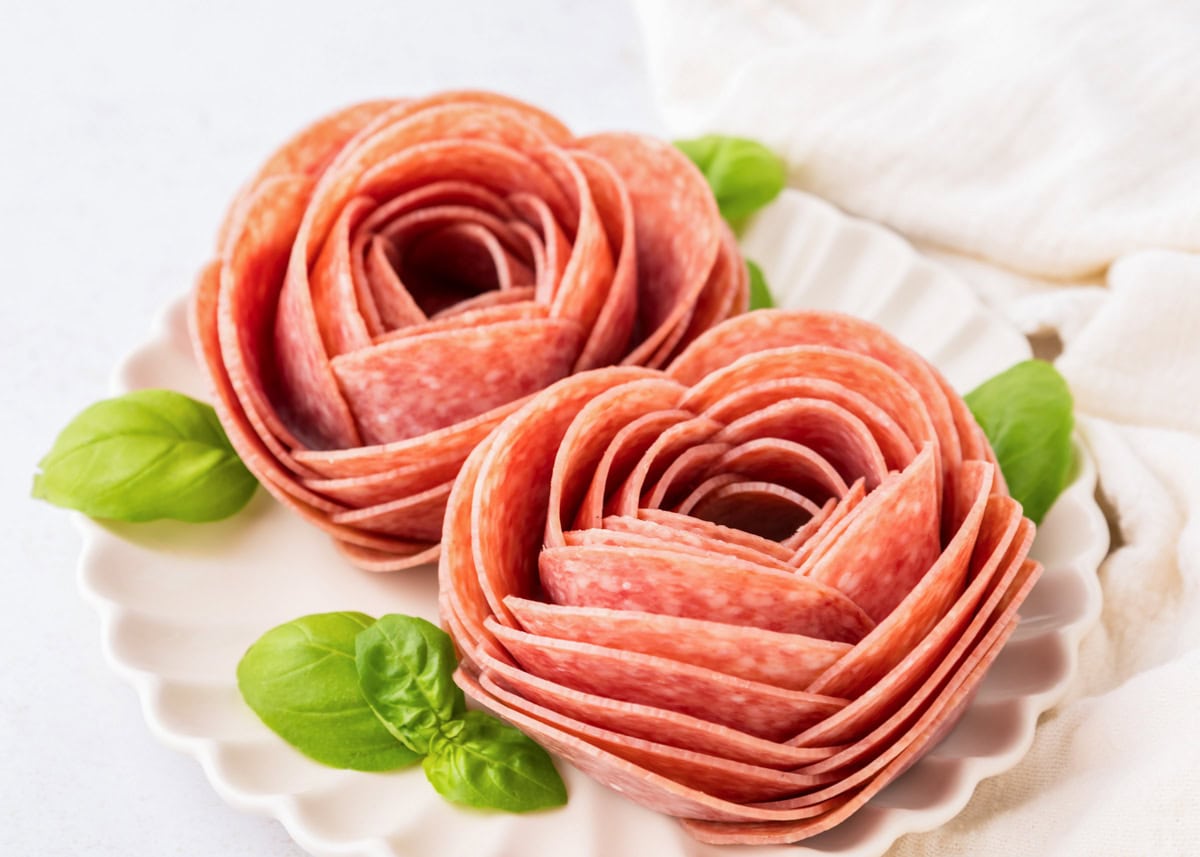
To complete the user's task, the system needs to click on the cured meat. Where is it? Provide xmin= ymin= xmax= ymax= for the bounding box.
xmin=438 ymin=309 xmax=1042 ymax=844
xmin=191 ymin=91 xmax=745 ymax=569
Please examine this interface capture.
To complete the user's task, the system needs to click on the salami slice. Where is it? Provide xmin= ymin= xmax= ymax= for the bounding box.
xmin=504 ymin=597 xmax=850 ymax=689
xmin=538 ymin=544 xmax=876 ymax=642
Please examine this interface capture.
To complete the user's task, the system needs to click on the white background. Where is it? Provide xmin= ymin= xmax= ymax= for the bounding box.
xmin=0 ymin=2 xmax=659 ymax=854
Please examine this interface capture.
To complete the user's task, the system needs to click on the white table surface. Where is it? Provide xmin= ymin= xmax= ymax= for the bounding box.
xmin=1 ymin=3 xmax=660 ymax=854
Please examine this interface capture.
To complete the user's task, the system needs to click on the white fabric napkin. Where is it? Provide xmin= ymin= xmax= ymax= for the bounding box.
xmin=632 ymin=2 xmax=1200 ymax=854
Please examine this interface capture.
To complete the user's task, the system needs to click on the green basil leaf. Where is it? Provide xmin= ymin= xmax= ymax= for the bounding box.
xmin=746 ymin=259 xmax=775 ymax=310
xmin=354 ymin=614 xmax=466 ymax=755
xmin=675 ymin=134 xmax=786 ymax=230
xmin=32 ymin=389 xmax=256 ymax=522
xmin=423 ymin=710 xmax=567 ymax=813
xmin=237 ymin=612 xmax=421 ymax=772
xmin=965 ymin=359 xmax=1074 ymax=524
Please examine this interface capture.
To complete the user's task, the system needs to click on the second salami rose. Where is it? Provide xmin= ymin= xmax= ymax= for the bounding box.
xmin=191 ymin=91 xmax=745 ymax=570
xmin=440 ymin=310 xmax=1040 ymax=844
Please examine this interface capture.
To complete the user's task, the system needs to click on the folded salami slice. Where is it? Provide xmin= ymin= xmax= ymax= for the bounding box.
xmin=438 ymin=309 xmax=1042 ymax=844
xmin=192 ymin=91 xmax=744 ymax=569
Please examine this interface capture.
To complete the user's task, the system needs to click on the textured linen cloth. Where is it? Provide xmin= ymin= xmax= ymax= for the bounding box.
xmin=632 ymin=2 xmax=1200 ymax=854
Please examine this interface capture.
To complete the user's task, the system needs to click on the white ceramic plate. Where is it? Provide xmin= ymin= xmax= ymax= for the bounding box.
xmin=77 ymin=190 xmax=1107 ymax=857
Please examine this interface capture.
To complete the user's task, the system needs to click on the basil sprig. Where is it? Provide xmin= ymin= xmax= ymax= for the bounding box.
xmin=677 ymin=134 xmax=784 ymax=311
xmin=33 ymin=389 xmax=256 ymax=522
xmin=966 ymin=359 xmax=1075 ymax=524
xmin=239 ymin=612 xmax=567 ymax=814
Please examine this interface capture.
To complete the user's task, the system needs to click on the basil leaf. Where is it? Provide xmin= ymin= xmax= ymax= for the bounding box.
xmin=675 ymin=134 xmax=786 ymax=230
xmin=355 ymin=614 xmax=466 ymax=755
xmin=423 ymin=710 xmax=567 ymax=813
xmin=32 ymin=389 xmax=256 ymax=522
xmin=237 ymin=612 xmax=421 ymax=772
xmin=965 ymin=359 xmax=1074 ymax=524
xmin=746 ymin=259 xmax=775 ymax=310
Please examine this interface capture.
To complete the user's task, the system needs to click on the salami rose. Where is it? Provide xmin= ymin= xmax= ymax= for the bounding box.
xmin=191 ymin=91 xmax=745 ymax=570
xmin=439 ymin=309 xmax=1040 ymax=844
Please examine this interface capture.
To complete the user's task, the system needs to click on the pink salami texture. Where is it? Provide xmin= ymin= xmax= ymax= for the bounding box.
xmin=545 ymin=378 xmax=688 ymax=548
xmin=487 ymin=620 xmax=849 ymax=741
xmin=473 ymin=368 xmax=661 ymax=631
xmin=455 ymin=668 xmax=836 ymax=824
xmin=788 ymin=479 xmax=866 ymax=568
xmin=293 ymin=397 xmax=520 ymax=478
xmin=637 ymin=507 xmax=794 ymax=562
xmin=781 ymin=497 xmax=836 ymax=553
xmin=579 ymin=133 xmax=728 ymax=369
xmin=790 ymin=501 xmax=1031 ymax=758
xmin=680 ymin=479 xmax=821 ymax=542
xmin=715 ymin=439 xmax=850 ymax=504
xmin=300 ymin=446 xmax=467 ymax=506
xmin=477 ymin=651 xmax=842 ymax=768
xmin=436 ymin=309 xmax=1039 ymax=843
xmin=372 ymin=299 xmax=546 ymax=345
xmin=804 ymin=459 xmax=990 ymax=696
xmin=332 ymin=318 xmax=584 ymax=445
xmin=573 ymin=410 xmax=705 ymax=531
xmin=504 ymin=597 xmax=850 ymax=689
xmin=328 ymin=480 xmax=452 ymax=541
xmin=538 ymin=544 xmax=876 ymax=642
xmin=561 ymin=527 xmax=792 ymax=573
xmin=800 ymin=444 xmax=942 ymax=622
xmin=642 ymin=441 xmax=733 ymax=511
xmin=607 ymin=414 xmax=726 ymax=517
xmin=699 ymin=377 xmax=917 ymax=473
xmin=478 ymin=671 xmax=840 ymax=803
xmin=437 ymin=426 xmax=502 ymax=654
xmin=669 ymin=311 xmax=960 ymax=480
xmin=680 ymin=561 xmax=1042 ymax=843
xmin=194 ymin=91 xmax=738 ymax=569
xmin=599 ymin=515 xmax=795 ymax=572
